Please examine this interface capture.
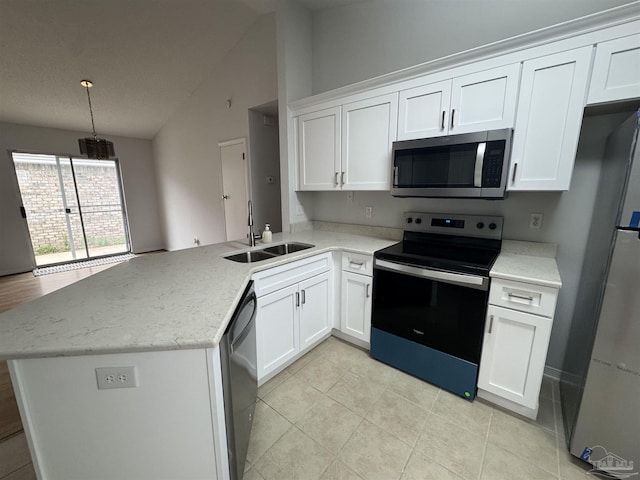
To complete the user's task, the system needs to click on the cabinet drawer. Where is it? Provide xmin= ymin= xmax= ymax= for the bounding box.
xmin=489 ymin=278 xmax=558 ymax=318
xmin=341 ymin=252 xmax=373 ymax=276
xmin=253 ymin=253 xmax=331 ymax=297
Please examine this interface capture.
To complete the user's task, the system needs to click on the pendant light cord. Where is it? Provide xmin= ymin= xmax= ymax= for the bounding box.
xmin=84 ymin=84 xmax=98 ymax=141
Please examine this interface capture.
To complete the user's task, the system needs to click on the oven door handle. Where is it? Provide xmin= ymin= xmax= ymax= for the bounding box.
xmin=375 ymin=259 xmax=489 ymax=291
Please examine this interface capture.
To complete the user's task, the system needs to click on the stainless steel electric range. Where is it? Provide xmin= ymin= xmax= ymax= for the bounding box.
xmin=370 ymin=212 xmax=503 ymax=401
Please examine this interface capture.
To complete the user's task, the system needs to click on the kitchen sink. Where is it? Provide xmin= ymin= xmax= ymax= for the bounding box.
xmin=262 ymin=242 xmax=314 ymax=255
xmin=224 ymin=250 xmax=278 ymax=263
xmin=224 ymin=242 xmax=315 ymax=263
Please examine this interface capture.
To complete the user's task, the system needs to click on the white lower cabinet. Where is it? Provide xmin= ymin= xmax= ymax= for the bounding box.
xmin=339 ymin=252 xmax=373 ymax=345
xmin=254 ymin=254 xmax=333 ymax=382
xmin=477 ymin=305 xmax=552 ymax=409
xmin=478 ymin=278 xmax=559 ymax=419
xmin=299 ymin=272 xmax=332 ymax=349
xmin=256 ymin=284 xmax=300 ymax=379
xmin=340 ymin=271 xmax=372 ymax=344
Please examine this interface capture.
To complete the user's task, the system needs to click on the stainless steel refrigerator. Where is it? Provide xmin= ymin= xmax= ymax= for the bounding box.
xmin=561 ymin=109 xmax=640 ymax=477
xmin=560 ymin=110 xmax=640 ymax=478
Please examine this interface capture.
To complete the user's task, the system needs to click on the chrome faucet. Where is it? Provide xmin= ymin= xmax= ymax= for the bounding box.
xmin=248 ymin=200 xmax=260 ymax=247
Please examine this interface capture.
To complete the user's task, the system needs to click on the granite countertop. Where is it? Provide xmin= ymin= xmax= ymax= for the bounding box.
xmin=0 ymin=230 xmax=396 ymax=360
xmin=0 ymin=232 xmax=562 ymax=361
xmin=490 ymin=240 xmax=562 ymax=288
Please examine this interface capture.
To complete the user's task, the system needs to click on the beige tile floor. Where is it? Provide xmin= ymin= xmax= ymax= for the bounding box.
xmin=245 ymin=337 xmax=595 ymax=480
xmin=0 ymin=336 xmax=596 ymax=480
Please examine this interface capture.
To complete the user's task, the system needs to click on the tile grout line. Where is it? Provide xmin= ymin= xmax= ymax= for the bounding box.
xmin=476 ymin=409 xmax=493 ymax=480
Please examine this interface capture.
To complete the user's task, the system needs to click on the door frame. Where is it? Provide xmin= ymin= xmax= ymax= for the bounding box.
xmin=9 ymin=150 xmax=132 ymax=268
xmin=218 ymin=138 xmax=251 ymax=242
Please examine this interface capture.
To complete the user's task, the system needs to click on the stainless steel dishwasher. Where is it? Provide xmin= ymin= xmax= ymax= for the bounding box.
xmin=220 ymin=281 xmax=258 ymax=480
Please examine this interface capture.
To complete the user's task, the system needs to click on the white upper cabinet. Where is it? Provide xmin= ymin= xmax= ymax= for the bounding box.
xmin=297 ymin=106 xmax=341 ymax=191
xmin=450 ymin=64 xmax=521 ymax=134
xmin=588 ymin=34 xmax=640 ymax=105
xmin=397 ymin=80 xmax=452 ymax=139
xmin=342 ymin=93 xmax=399 ymax=190
xmin=508 ymin=46 xmax=592 ymax=191
xmin=397 ymin=64 xmax=520 ymax=140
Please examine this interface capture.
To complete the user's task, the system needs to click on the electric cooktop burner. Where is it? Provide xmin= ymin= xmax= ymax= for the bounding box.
xmin=375 ymin=212 xmax=503 ymax=276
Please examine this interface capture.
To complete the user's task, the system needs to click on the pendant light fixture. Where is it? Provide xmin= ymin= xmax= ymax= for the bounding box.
xmin=78 ymin=79 xmax=115 ymax=160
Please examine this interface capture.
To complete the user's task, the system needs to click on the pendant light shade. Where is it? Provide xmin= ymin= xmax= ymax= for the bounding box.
xmin=78 ymin=80 xmax=115 ymax=160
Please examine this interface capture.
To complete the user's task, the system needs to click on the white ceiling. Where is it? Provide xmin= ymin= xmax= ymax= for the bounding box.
xmin=0 ymin=0 xmax=369 ymax=140
xmin=0 ymin=1 xmax=265 ymax=139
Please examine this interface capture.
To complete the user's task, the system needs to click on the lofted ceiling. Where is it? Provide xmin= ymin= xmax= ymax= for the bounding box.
xmin=0 ymin=0 xmax=369 ymax=140
xmin=0 ymin=1 xmax=264 ymax=139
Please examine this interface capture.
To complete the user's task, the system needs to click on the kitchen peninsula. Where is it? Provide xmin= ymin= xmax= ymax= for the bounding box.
xmin=0 ymin=229 xmax=396 ymax=480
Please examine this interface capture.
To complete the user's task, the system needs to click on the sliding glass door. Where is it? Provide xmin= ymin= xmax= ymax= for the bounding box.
xmin=12 ymin=152 xmax=130 ymax=267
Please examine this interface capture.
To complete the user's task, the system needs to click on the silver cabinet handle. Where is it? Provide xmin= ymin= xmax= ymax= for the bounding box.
xmin=222 ymin=195 xmax=229 ymax=200
xmin=393 ymin=166 xmax=399 ymax=186
xmin=508 ymin=292 xmax=534 ymax=301
xmin=296 ymin=292 xmax=300 ymax=307
xmin=441 ymin=111 xmax=445 ymax=130
xmin=349 ymin=261 xmax=364 ymax=267
xmin=450 ymin=109 xmax=455 ymax=129
xmin=335 ymin=172 xmax=339 ymax=186
xmin=512 ymin=163 xmax=518 ymax=183
xmin=488 ymin=315 xmax=494 ymax=334
xmin=341 ymin=171 xmax=345 ymax=185
xmin=366 ymin=283 xmax=371 ymax=298
xmin=301 ymin=289 xmax=306 ymax=305
xmin=473 ymin=142 xmax=486 ymax=188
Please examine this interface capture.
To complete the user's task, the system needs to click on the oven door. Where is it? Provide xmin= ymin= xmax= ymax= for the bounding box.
xmin=372 ymin=259 xmax=489 ymax=365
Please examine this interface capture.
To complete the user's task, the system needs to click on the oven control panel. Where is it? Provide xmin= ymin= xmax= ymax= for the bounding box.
xmin=404 ymin=212 xmax=503 ymax=239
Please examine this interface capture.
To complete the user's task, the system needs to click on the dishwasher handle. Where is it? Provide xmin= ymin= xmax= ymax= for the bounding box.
xmin=228 ymin=285 xmax=258 ymax=349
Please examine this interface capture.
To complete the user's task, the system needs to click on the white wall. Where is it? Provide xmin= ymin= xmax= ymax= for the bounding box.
xmin=248 ymin=108 xmax=282 ymax=233
xmin=311 ymin=112 xmax=632 ymax=371
xmin=153 ymin=14 xmax=277 ymax=251
xmin=0 ymin=122 xmax=163 ymax=276
xmin=276 ymin=0 xmax=314 ymax=230
xmin=311 ymin=0 xmax=635 ymax=94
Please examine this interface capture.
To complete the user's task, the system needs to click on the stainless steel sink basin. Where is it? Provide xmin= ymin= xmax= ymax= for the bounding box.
xmin=262 ymin=242 xmax=314 ymax=255
xmin=224 ymin=250 xmax=278 ymax=263
xmin=224 ymin=242 xmax=315 ymax=263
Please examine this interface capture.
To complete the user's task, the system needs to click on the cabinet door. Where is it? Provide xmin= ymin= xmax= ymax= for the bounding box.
xmin=397 ymin=80 xmax=451 ymax=140
xmin=449 ymin=64 xmax=520 ymax=134
xmin=588 ymin=34 xmax=640 ymax=105
xmin=340 ymin=271 xmax=372 ymax=344
xmin=256 ymin=284 xmax=299 ymax=381
xmin=477 ymin=305 xmax=552 ymax=409
xmin=508 ymin=46 xmax=592 ymax=191
xmin=342 ymin=93 xmax=398 ymax=190
xmin=297 ymin=106 xmax=341 ymax=191
xmin=299 ymin=272 xmax=332 ymax=350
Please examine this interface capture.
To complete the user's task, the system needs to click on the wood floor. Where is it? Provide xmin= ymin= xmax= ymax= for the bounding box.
xmin=0 ymin=263 xmax=120 ymax=442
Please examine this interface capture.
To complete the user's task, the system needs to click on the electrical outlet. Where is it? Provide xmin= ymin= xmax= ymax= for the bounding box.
xmin=529 ymin=213 xmax=543 ymax=229
xmin=96 ymin=366 xmax=137 ymax=390
xmin=347 ymin=191 xmax=354 ymax=202
xmin=365 ymin=206 xmax=373 ymax=218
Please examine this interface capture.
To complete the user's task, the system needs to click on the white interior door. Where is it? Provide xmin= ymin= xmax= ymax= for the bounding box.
xmin=220 ymin=139 xmax=249 ymax=242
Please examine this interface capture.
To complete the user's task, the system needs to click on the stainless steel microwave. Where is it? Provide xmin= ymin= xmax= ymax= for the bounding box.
xmin=391 ymin=129 xmax=512 ymax=199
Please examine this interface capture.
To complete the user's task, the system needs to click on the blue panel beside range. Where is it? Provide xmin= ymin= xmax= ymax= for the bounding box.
xmin=370 ymin=212 xmax=503 ymax=401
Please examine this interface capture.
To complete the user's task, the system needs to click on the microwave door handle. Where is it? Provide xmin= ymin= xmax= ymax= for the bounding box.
xmin=474 ymin=142 xmax=486 ymax=187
